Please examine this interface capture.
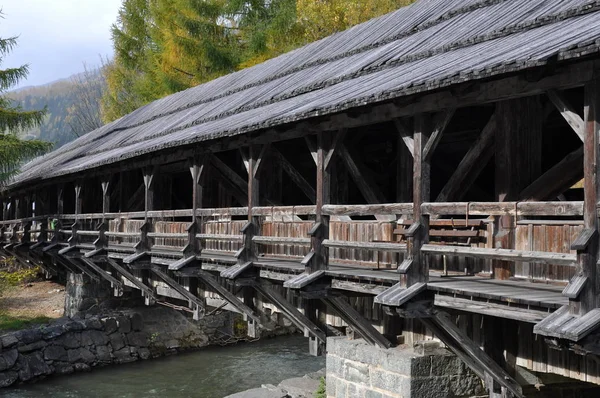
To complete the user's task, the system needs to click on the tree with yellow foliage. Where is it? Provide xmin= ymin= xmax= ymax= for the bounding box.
xmin=102 ymin=0 xmax=415 ymax=123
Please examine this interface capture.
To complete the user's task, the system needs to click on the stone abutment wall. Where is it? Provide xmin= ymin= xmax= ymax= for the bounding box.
xmin=326 ymin=337 xmax=485 ymax=398
xmin=0 ymin=306 xmax=238 ymax=388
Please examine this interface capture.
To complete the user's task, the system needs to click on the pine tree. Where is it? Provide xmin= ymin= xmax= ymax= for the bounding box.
xmin=0 ymin=24 xmax=51 ymax=183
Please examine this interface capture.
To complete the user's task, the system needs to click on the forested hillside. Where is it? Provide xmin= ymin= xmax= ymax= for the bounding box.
xmin=9 ymin=68 xmax=105 ymax=148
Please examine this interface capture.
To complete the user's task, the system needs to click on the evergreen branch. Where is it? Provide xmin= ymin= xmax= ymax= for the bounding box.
xmin=0 ymin=66 xmax=29 ymax=91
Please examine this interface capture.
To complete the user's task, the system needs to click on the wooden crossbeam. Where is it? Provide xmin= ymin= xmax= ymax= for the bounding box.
xmin=323 ymin=239 xmax=407 ymax=253
xmin=547 ymin=89 xmax=585 ymax=141
xmin=422 ymin=312 xmax=523 ymax=398
xmin=324 ymin=296 xmax=392 ymax=349
xmin=338 ymin=143 xmax=387 ymax=208
xmin=210 ymin=154 xmax=249 ymax=205
xmin=421 ymin=244 xmax=576 ymax=266
xmin=270 ymin=147 xmax=316 ymax=203
xmin=437 ymin=112 xmax=496 ymax=202
xmin=519 ymin=147 xmax=583 ymax=201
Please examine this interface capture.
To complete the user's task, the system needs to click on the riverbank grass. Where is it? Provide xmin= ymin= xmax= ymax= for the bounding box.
xmin=0 ymin=313 xmax=51 ymax=331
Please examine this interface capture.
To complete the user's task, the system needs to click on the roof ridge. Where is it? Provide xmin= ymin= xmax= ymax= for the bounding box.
xmin=78 ymin=0 xmax=600 ymax=159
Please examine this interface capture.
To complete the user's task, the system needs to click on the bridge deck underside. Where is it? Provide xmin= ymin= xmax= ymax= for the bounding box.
xmin=196 ymin=251 xmax=566 ymax=313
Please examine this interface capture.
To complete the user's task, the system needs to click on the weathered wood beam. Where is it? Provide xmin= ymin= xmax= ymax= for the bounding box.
xmin=142 ymin=168 xmax=155 ymax=218
xmin=189 ymin=154 xmax=207 ymax=212
xmin=519 ymin=147 xmax=583 ymax=201
xmin=324 ymin=296 xmax=392 ymax=349
xmin=304 ymin=136 xmax=318 ymax=165
xmin=195 ymin=270 xmax=260 ymax=323
xmin=312 ymin=132 xmax=330 ymax=272
xmin=393 ymin=118 xmax=414 ymax=157
xmin=125 ymin=183 xmax=144 ymax=212
xmin=422 ymin=201 xmax=583 ymax=217
xmin=580 ymin=79 xmax=600 ymax=314
xmin=423 ymin=109 xmax=455 ymax=161
xmin=421 ymin=312 xmax=523 ymax=398
xmin=7 ymin=61 xmax=598 ymax=199
xmin=270 ymin=147 xmax=316 ymax=204
xmin=151 ymin=266 xmax=205 ymax=320
xmin=322 ymin=203 xmax=413 ymax=217
xmin=252 ymin=281 xmax=326 ymax=343
xmin=421 ymin=244 xmax=576 ymax=266
xmin=74 ymin=183 xmax=82 ymax=217
xmin=323 ymin=129 xmax=347 ymax=170
xmin=547 ymin=89 xmax=585 ymax=141
xmin=105 ymin=257 xmax=155 ymax=303
xmin=101 ymin=177 xmax=110 ymax=215
xmin=494 ymin=97 xmax=542 ymax=280
xmin=396 ymin=126 xmax=413 ymax=202
xmin=439 ymin=113 xmax=495 ymax=202
xmin=407 ymin=114 xmax=431 ymax=287
xmin=338 ymin=143 xmax=387 ymax=205
xmin=209 ymin=154 xmax=248 ymax=206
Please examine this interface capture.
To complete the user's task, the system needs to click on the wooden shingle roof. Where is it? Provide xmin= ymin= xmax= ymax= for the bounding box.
xmin=12 ymin=0 xmax=600 ymax=187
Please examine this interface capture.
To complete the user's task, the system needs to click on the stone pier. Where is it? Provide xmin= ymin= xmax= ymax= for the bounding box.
xmin=325 ymin=337 xmax=485 ymax=398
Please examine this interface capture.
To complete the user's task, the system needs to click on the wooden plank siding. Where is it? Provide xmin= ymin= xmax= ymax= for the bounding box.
xmin=514 ymin=222 xmax=582 ymax=283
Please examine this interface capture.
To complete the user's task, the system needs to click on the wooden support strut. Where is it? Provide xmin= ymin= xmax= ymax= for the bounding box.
xmin=105 ymin=257 xmax=155 ymax=305
xmin=421 ymin=311 xmax=523 ymax=398
xmin=151 ymin=266 xmax=205 ymax=320
xmin=579 ymin=79 xmax=600 ymax=314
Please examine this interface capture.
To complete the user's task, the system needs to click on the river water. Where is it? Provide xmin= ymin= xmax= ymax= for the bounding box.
xmin=4 ymin=335 xmax=325 ymax=398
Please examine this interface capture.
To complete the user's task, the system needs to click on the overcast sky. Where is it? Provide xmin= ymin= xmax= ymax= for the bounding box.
xmin=1 ymin=0 xmax=122 ymax=88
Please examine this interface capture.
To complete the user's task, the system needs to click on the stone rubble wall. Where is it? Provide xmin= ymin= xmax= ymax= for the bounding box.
xmin=0 ymin=306 xmax=236 ymax=388
xmin=326 ymin=337 xmax=485 ymax=398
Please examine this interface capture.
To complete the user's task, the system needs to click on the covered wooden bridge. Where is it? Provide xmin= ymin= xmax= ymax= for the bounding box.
xmin=4 ymin=0 xmax=600 ymax=396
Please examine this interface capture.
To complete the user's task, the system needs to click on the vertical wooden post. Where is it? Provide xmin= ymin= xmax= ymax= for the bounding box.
xmin=494 ymin=97 xmax=542 ymax=280
xmin=312 ymin=132 xmax=330 ymax=272
xmin=36 ymin=191 xmax=48 ymax=243
xmin=397 ymin=133 xmax=413 ymax=203
xmin=72 ymin=183 xmax=82 ymax=248
xmin=581 ymin=80 xmax=600 ymax=313
xmin=101 ymin=178 xmax=111 ymax=216
xmin=14 ymin=197 xmax=21 ymax=220
xmin=74 ymin=183 xmax=82 ymax=217
xmin=244 ymin=146 xmax=262 ymax=338
xmin=406 ymin=115 xmax=431 ymax=287
xmin=57 ymin=185 xmax=64 ymax=216
xmin=188 ymin=155 xmax=207 ymax=256
xmin=54 ymin=185 xmax=64 ymax=244
xmin=143 ymin=169 xmax=155 ymax=218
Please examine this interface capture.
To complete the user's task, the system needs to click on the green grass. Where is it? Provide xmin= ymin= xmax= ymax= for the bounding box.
xmin=315 ymin=377 xmax=326 ymax=398
xmin=0 ymin=313 xmax=51 ymax=331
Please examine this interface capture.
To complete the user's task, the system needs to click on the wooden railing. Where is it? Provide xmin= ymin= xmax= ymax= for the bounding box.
xmin=0 ymin=201 xmax=585 ymax=283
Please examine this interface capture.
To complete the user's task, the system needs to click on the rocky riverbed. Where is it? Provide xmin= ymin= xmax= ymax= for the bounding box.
xmin=225 ymin=368 xmax=325 ymax=398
